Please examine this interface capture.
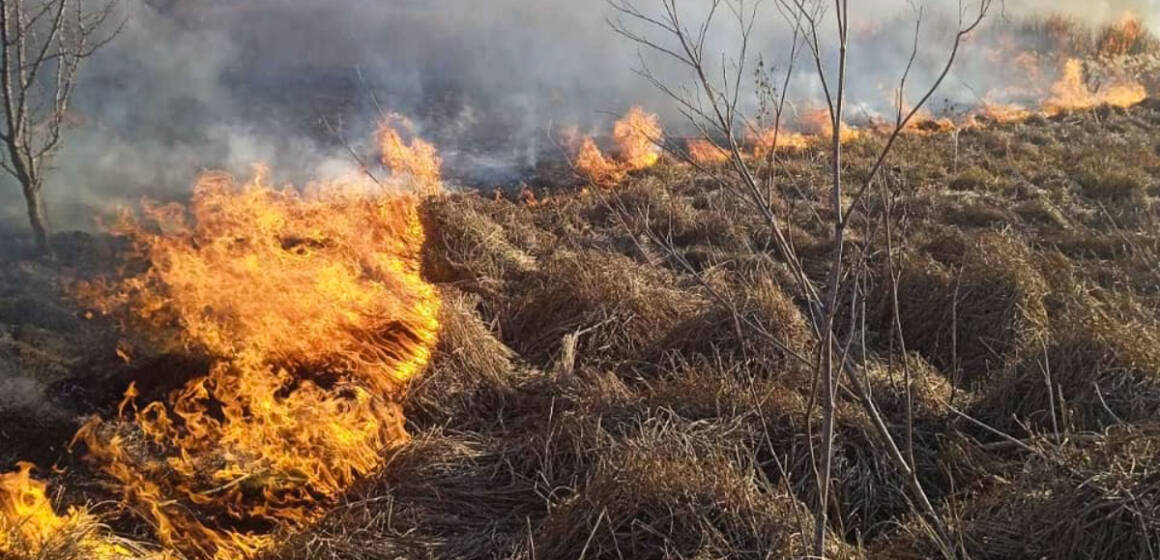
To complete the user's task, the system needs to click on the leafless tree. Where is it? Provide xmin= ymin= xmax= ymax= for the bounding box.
xmin=608 ymin=0 xmax=990 ymax=557
xmin=0 ymin=0 xmax=120 ymax=254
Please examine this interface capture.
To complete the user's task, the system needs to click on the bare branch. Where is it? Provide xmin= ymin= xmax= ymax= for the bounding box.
xmin=0 ymin=0 xmax=121 ymax=252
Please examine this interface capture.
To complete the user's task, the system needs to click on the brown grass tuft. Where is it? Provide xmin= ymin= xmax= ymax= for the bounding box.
xmin=501 ymin=249 xmax=705 ymax=367
xmin=869 ymin=232 xmax=1049 ymax=388
xmin=534 ymin=420 xmax=824 ymax=560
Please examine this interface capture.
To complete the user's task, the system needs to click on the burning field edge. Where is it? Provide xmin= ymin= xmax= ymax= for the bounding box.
xmin=2 ymin=95 xmax=1160 ymax=559
xmin=2 ymin=15 xmax=1160 ymax=560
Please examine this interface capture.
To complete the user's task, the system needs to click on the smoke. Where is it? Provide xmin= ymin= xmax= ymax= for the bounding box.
xmin=0 ymin=0 xmax=1153 ymax=232
xmin=1002 ymin=0 xmax=1159 ymax=29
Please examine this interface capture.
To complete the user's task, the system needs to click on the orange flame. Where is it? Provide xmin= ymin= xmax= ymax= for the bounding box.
xmin=0 ymin=463 xmax=133 ymax=558
xmin=1043 ymin=58 xmax=1146 ymax=114
xmin=575 ymin=106 xmax=663 ymax=186
xmin=2 ymin=462 xmax=75 ymax=552
xmin=379 ymin=114 xmax=443 ymax=195
xmin=1099 ymin=12 xmax=1144 ymax=57
xmin=748 ymin=128 xmax=810 ymax=158
xmin=900 ymin=115 xmax=957 ymax=136
xmin=686 ymin=138 xmax=730 ymax=165
xmin=62 ymin=137 xmax=442 ymax=558
xmin=801 ymin=108 xmax=862 ymax=143
xmin=575 ymin=136 xmax=627 ymax=186
xmin=974 ymin=102 xmax=1034 ymax=124
xmin=613 ymin=106 xmax=662 ymax=170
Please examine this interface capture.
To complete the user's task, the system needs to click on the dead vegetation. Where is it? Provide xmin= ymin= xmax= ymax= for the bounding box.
xmin=4 ymin=49 xmax=1160 ymax=560
xmin=1 ymin=96 xmax=1158 ymax=558
xmin=168 ymin=94 xmax=1152 ymax=558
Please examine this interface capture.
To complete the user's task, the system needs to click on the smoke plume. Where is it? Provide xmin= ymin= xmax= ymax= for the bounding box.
xmin=0 ymin=0 xmax=1153 ymax=231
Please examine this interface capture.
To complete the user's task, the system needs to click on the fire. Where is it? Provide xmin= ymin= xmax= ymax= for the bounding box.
xmin=379 ymin=114 xmax=442 ymax=195
xmin=574 ymin=106 xmax=663 ymax=186
xmin=613 ymin=106 xmax=662 ymax=169
xmin=0 ymin=463 xmax=133 ymax=558
xmin=52 ymin=132 xmax=443 ymax=559
xmin=901 ymin=117 xmax=957 ymax=135
xmin=1043 ymin=58 xmax=1146 ymax=114
xmin=748 ymin=128 xmax=810 ymax=158
xmin=1099 ymin=12 xmax=1144 ymax=57
xmin=973 ymin=102 xmax=1034 ymax=123
xmin=686 ymin=138 xmax=730 ymax=165
xmin=2 ymin=462 xmax=77 ymax=553
xmin=800 ymin=108 xmax=862 ymax=143
xmin=576 ymin=136 xmax=627 ymax=185
xmin=744 ymin=109 xmax=860 ymax=156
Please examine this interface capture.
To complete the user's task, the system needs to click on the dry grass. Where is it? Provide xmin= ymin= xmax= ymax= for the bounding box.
xmin=975 ymin=287 xmax=1160 ymax=434
xmin=8 ymin=69 xmax=1160 ymax=560
xmin=500 ymin=249 xmax=704 ymax=367
xmin=885 ymin=425 xmax=1160 ymax=560
xmin=534 ymin=420 xmax=823 ymax=560
xmin=655 ymin=264 xmax=811 ymax=378
xmin=868 ymin=232 xmax=1049 ymax=389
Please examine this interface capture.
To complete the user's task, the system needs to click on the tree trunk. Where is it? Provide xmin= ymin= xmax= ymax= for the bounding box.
xmin=22 ymin=184 xmax=49 ymax=254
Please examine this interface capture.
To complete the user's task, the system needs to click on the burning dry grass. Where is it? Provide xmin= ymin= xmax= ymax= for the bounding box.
xmin=348 ymin=100 xmax=1158 ymax=554
xmin=378 ymin=114 xmax=443 ymax=195
xmin=686 ymin=138 xmax=731 ymax=166
xmin=0 ymin=463 xmax=152 ymax=560
xmin=749 ymin=127 xmax=811 ymax=157
xmin=0 ymin=121 xmax=447 ymax=559
xmin=1043 ymin=58 xmax=1148 ymax=114
xmin=613 ymin=106 xmax=663 ymax=170
xmin=574 ymin=106 xmax=663 ymax=187
xmin=66 ymin=169 xmax=442 ymax=559
xmin=5 ymin=39 xmax=1160 ymax=560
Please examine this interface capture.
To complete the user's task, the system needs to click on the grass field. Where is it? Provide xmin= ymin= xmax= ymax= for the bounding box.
xmin=3 ymin=63 xmax=1160 ymax=560
xmin=244 ymin=100 xmax=1159 ymax=558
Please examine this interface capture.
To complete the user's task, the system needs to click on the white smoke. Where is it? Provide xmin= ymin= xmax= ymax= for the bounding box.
xmin=0 ymin=0 xmax=1153 ymax=232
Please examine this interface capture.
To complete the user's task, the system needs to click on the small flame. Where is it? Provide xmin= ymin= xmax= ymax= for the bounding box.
xmin=748 ymin=128 xmax=810 ymax=158
xmin=612 ymin=106 xmax=662 ymax=170
xmin=0 ymin=463 xmax=132 ymax=558
xmin=575 ymin=136 xmax=627 ymax=186
xmin=575 ymin=106 xmax=663 ymax=186
xmin=1099 ymin=12 xmax=1144 ymax=58
xmin=900 ymin=115 xmax=957 ymax=136
xmin=379 ymin=114 xmax=443 ymax=195
xmin=686 ymin=138 xmax=730 ymax=165
xmin=800 ymin=108 xmax=863 ymax=144
xmin=1 ymin=463 xmax=71 ymax=552
xmin=974 ymin=102 xmax=1034 ymax=123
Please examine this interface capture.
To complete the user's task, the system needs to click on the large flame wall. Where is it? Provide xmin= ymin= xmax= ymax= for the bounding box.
xmin=1 ymin=127 xmax=443 ymax=560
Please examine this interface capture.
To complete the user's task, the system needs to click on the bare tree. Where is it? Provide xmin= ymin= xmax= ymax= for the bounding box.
xmin=608 ymin=0 xmax=990 ymax=557
xmin=0 ymin=0 xmax=120 ymax=254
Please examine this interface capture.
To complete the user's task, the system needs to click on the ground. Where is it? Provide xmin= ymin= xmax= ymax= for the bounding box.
xmin=3 ymin=100 xmax=1160 ymax=559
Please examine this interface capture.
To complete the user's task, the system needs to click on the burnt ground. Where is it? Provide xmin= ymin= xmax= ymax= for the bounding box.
xmin=0 ymin=233 xmax=123 ymax=467
xmin=4 ymin=99 xmax=1160 ymax=558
